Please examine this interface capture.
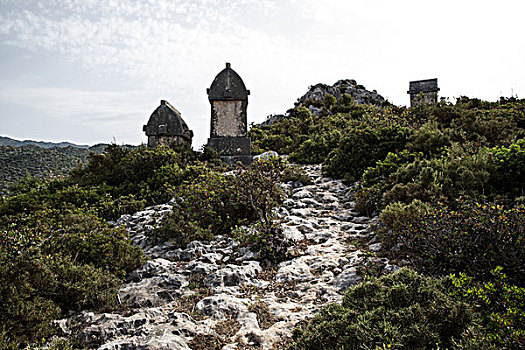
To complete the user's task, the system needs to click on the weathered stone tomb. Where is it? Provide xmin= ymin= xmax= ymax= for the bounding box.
xmin=207 ymin=63 xmax=252 ymax=165
xmin=408 ymin=78 xmax=439 ymax=107
xmin=143 ymin=100 xmax=193 ymax=148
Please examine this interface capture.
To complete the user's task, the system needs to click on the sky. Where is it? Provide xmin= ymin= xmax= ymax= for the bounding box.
xmin=1 ymin=0 xmax=524 ymax=148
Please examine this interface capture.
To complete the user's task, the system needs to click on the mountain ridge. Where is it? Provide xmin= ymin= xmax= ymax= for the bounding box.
xmin=0 ymin=135 xmax=91 ymax=149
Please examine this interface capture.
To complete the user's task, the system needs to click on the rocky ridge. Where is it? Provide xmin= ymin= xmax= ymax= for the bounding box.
xmin=260 ymin=80 xmax=386 ymax=125
xmin=298 ymin=79 xmax=386 ymax=108
xmin=56 ymin=164 xmax=395 ymax=349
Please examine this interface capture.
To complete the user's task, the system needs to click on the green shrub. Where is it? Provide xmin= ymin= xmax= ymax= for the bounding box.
xmin=0 ymin=208 xmax=144 ymax=348
xmin=324 ymin=121 xmax=409 ymax=182
xmin=281 ymin=164 xmax=312 ymax=185
xmin=379 ymin=200 xmax=433 ymax=250
xmin=399 ymin=201 xmax=524 ymax=283
xmin=0 ymin=248 xmax=121 ymax=347
xmin=290 ymin=130 xmax=341 ymax=164
xmin=449 ymin=267 xmax=525 ymax=349
xmin=156 ymin=171 xmax=245 ymax=246
xmin=323 ymin=94 xmax=337 ymax=108
xmin=156 ymin=157 xmax=287 ymax=248
xmin=490 ymin=139 xmax=525 ymax=201
xmin=357 ymin=145 xmax=499 ymax=214
xmin=355 ymin=151 xmax=418 ymax=215
xmin=1 ymin=209 xmax=144 ymax=278
xmin=406 ymin=121 xmax=450 ymax=155
xmin=233 ymin=223 xmax=290 ymax=265
xmin=290 ymin=268 xmax=473 ymax=350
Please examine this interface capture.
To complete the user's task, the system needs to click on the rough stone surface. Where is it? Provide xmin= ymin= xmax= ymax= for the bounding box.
xmin=56 ymin=164 xmax=392 ymax=350
xmin=297 ymin=79 xmax=386 ymax=114
xmin=207 ymin=62 xmax=251 ymax=162
xmin=408 ymin=78 xmax=439 ymax=107
xmin=143 ymin=100 xmax=193 ymax=147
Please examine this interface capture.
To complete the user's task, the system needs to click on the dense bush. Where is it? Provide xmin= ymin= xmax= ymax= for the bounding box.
xmin=450 ymin=267 xmax=525 ymax=348
xmin=491 ymin=138 xmax=525 ymax=200
xmin=0 ymin=209 xmax=143 ymax=348
xmin=354 ymin=139 xmax=525 ymax=215
xmin=1 ymin=144 xmax=220 ymax=221
xmin=324 ymin=119 xmax=410 ymax=182
xmin=386 ymin=200 xmax=524 ymax=284
xmin=290 ymin=268 xmax=473 ymax=350
xmin=155 ymin=171 xmax=254 ymax=247
xmin=70 ymin=144 xmax=206 ymax=206
xmin=155 ymin=157 xmax=288 ymax=253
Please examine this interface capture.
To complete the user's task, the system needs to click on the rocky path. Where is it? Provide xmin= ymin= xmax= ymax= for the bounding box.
xmin=59 ymin=164 xmax=390 ymax=349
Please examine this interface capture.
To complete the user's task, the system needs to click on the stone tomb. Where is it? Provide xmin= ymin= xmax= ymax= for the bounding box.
xmin=407 ymin=78 xmax=440 ymax=107
xmin=143 ymin=100 xmax=193 ymax=148
xmin=207 ymin=63 xmax=252 ymax=165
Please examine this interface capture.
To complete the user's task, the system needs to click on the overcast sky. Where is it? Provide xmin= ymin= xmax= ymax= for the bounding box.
xmin=1 ymin=0 xmax=524 ymax=148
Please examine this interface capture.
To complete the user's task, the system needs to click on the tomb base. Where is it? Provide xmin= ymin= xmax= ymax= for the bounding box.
xmin=207 ymin=136 xmax=252 ymax=165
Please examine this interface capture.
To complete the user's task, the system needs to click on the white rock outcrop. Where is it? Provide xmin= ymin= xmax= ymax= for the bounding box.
xmin=56 ymin=164 xmax=388 ymax=349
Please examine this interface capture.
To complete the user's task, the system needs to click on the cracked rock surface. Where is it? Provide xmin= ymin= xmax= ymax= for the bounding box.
xmin=57 ymin=164 xmax=392 ymax=349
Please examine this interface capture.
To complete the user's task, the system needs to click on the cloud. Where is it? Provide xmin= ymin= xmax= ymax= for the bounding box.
xmin=0 ymin=84 xmax=153 ymax=124
xmin=0 ymin=0 xmax=290 ymax=89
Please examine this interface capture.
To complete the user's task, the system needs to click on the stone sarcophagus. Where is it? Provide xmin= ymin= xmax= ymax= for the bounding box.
xmin=408 ymin=78 xmax=440 ymax=107
xmin=143 ymin=100 xmax=193 ymax=148
xmin=207 ymin=63 xmax=252 ymax=165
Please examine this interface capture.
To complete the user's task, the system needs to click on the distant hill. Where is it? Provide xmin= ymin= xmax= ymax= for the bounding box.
xmin=0 ymin=137 xmax=143 ymax=196
xmin=0 ymin=135 xmax=90 ymax=149
xmin=0 ymin=137 xmax=117 ymax=196
xmin=0 ymin=145 xmax=90 ymax=196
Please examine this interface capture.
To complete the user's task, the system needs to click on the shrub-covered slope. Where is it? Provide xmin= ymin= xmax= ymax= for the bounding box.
xmin=252 ymin=94 xmax=525 ymax=349
xmin=0 ymin=141 xmax=112 ymax=196
xmin=0 ymin=143 xmax=308 ymax=348
xmin=2 ymin=86 xmax=524 ymax=349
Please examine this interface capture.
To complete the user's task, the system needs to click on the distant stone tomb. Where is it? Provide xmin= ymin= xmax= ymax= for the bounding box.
xmin=143 ymin=100 xmax=193 ymax=148
xmin=408 ymin=78 xmax=439 ymax=107
xmin=207 ymin=63 xmax=252 ymax=165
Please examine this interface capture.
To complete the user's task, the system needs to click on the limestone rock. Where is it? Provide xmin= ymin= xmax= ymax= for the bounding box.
xmin=54 ymin=163 xmax=393 ymax=350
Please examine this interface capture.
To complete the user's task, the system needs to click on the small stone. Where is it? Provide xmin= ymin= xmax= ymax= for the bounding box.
xmin=333 ymin=267 xmax=362 ymax=292
xmin=368 ymin=243 xmax=382 ymax=252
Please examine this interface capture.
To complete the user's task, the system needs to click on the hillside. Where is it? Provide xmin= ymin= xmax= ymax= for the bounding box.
xmin=0 ymin=145 xmax=90 ymax=195
xmin=260 ymin=79 xmax=386 ymax=126
xmin=0 ymin=138 xmax=122 ymax=196
xmin=0 ymin=89 xmax=524 ymax=349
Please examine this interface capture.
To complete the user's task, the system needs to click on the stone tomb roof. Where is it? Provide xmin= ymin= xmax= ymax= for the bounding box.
xmin=143 ymin=100 xmax=193 ymax=140
xmin=207 ymin=63 xmax=250 ymax=101
xmin=408 ymin=78 xmax=440 ymax=94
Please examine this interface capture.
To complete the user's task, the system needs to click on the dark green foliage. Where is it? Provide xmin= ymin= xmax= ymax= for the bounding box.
xmin=70 ymin=144 xmax=200 ymax=206
xmin=396 ymin=200 xmax=524 ymax=284
xmin=156 ymin=157 xmax=287 ymax=251
xmin=406 ymin=121 xmax=450 ymax=155
xmin=234 ymin=223 xmax=290 ymax=265
xmin=324 ymin=119 xmax=410 ymax=182
xmin=378 ymin=199 xmax=433 ymax=249
xmin=491 ymin=139 xmax=525 ymax=200
xmin=233 ymin=157 xmax=287 ymax=228
xmin=0 ymin=208 xmax=144 ymax=347
xmin=281 ymin=164 xmax=313 ymax=185
xmin=355 ymin=139 xmax=525 ymax=216
xmin=290 ymin=268 xmax=473 ymax=350
xmin=1 ymin=144 xmax=218 ymax=221
xmin=250 ymin=104 xmax=367 ymax=161
xmin=156 ymin=171 xmax=254 ymax=247
xmin=0 ymin=248 xmax=123 ymax=347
